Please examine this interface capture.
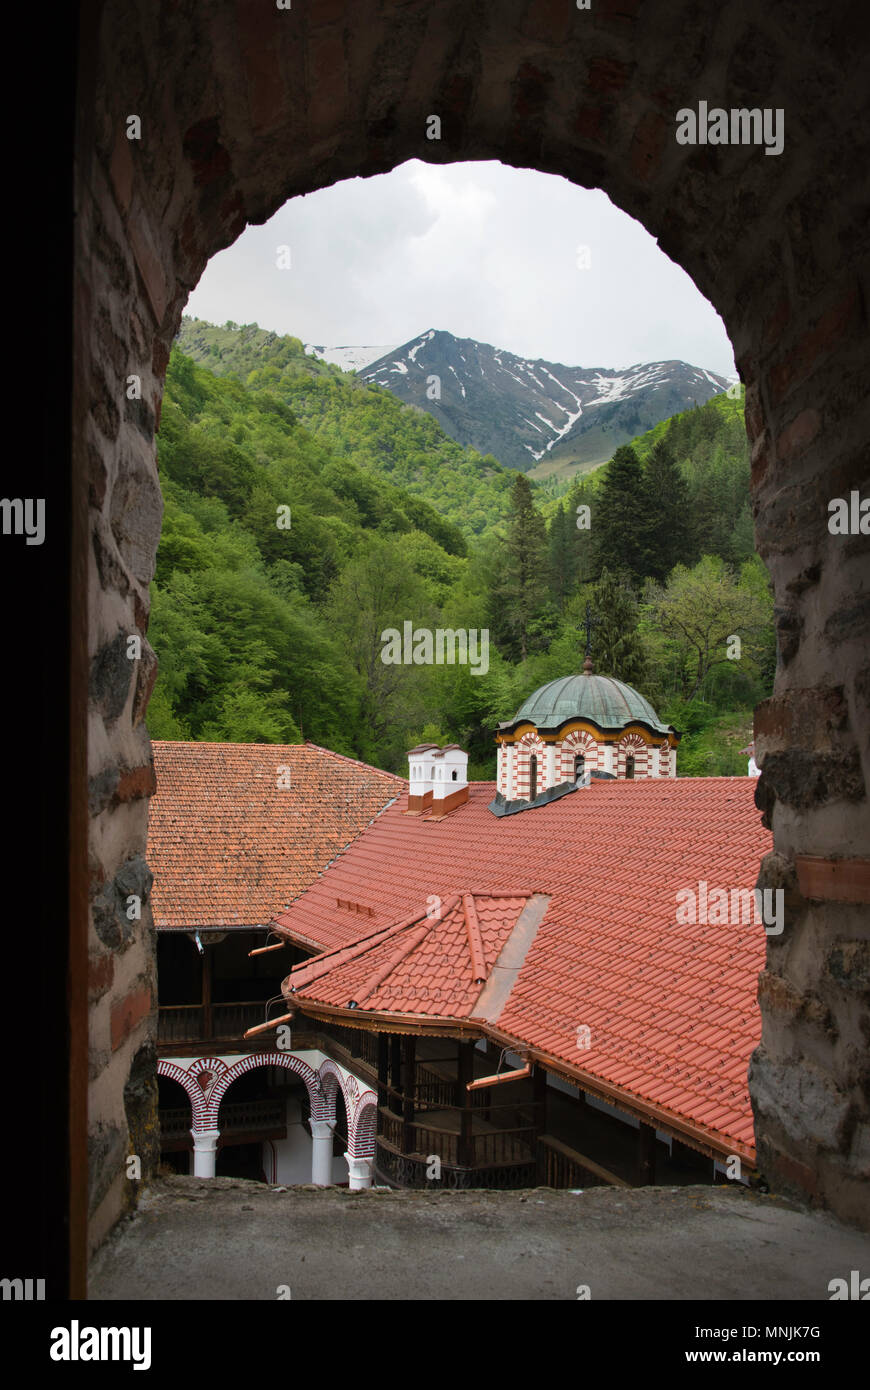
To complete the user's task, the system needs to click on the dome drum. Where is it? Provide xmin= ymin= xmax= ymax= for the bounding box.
xmin=496 ymin=671 xmax=680 ymax=803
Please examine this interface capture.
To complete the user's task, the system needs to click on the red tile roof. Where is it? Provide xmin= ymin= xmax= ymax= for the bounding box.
xmin=287 ymin=892 xmax=532 ymax=1018
xmin=272 ymin=778 xmax=772 ymax=1158
xmin=148 ymin=741 xmax=404 ymax=929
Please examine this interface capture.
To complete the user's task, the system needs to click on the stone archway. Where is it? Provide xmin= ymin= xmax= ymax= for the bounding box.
xmin=78 ymin=0 xmax=869 ymax=1243
xmin=156 ymin=1059 xmax=212 ymax=1129
xmin=348 ymin=1092 xmax=379 ymax=1162
xmin=317 ymin=1058 xmax=359 ymax=1131
xmin=206 ymin=1052 xmax=326 ymax=1127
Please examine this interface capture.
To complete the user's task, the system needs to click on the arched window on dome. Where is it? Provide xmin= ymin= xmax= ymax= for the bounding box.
xmin=573 ymin=754 xmax=585 ymax=781
xmin=625 ymin=754 xmax=635 ymax=779
xmin=529 ymin=754 xmax=538 ymax=801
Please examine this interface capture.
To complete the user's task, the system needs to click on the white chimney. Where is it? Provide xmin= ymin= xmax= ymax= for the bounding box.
xmin=406 ymin=744 xmax=439 ymax=815
xmin=429 ymin=745 xmax=469 ymax=818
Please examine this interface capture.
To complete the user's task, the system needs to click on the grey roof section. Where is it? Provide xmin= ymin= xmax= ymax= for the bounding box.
xmin=487 ymin=772 xmax=615 ymax=818
xmin=471 ymin=893 xmax=551 ymax=1025
xmin=503 ymin=672 xmax=671 ymax=735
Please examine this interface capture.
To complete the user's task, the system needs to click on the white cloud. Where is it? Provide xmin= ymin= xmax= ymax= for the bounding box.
xmin=185 ymin=159 xmax=735 ymax=377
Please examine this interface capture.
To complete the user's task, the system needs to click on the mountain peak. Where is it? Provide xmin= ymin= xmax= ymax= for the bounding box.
xmin=353 ymin=329 xmax=729 ymax=477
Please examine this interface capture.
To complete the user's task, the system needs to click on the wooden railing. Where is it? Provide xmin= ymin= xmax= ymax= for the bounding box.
xmin=158 ymin=1001 xmax=278 ymax=1044
xmin=472 ymin=1126 xmax=536 ymax=1167
xmin=379 ymin=1108 xmax=403 ymax=1151
xmin=378 ymin=1109 xmax=536 ymax=1169
xmin=320 ymin=1022 xmax=380 ymax=1070
xmin=159 ymin=1098 xmax=287 ymax=1142
xmin=158 ymin=1005 xmax=202 ymax=1043
xmin=537 ymin=1134 xmax=629 ymax=1189
xmin=219 ymin=1099 xmax=286 ymax=1134
xmin=159 ymin=1106 xmax=194 ymax=1140
xmin=408 ymin=1121 xmax=458 ymax=1166
xmin=414 ymin=1063 xmax=491 ymax=1110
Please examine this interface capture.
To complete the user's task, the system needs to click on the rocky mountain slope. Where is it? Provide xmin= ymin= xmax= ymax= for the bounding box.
xmin=317 ymin=329 xmax=731 ymax=478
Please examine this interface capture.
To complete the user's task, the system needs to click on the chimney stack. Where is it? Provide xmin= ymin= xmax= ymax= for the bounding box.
xmin=406 ymin=744 xmax=439 ymax=814
xmin=406 ymin=744 xmax=469 ymax=818
xmin=429 ymin=745 xmax=469 ymax=819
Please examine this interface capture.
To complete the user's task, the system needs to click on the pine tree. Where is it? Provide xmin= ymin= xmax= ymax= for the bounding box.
xmin=548 ymin=502 xmax=575 ymax=611
xmin=489 ymin=475 xmax=554 ymax=661
xmin=565 ymin=476 xmax=597 ymax=584
xmin=589 ymin=567 xmax=647 ymax=687
xmin=643 ymin=439 xmax=693 ymax=580
xmin=593 ymin=445 xmax=650 ymax=586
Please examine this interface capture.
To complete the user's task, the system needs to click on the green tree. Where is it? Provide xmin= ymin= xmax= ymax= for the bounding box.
xmin=593 ymin=446 xmax=650 ymax=586
xmin=488 ymin=475 xmax=555 ymax=661
xmin=643 ymin=439 xmax=693 ymax=580
xmin=643 ymin=554 xmax=772 ymax=701
xmin=547 ymin=502 xmax=576 ymax=611
xmin=324 ymin=535 xmax=437 ymax=762
xmin=588 ymin=567 xmax=647 ymax=687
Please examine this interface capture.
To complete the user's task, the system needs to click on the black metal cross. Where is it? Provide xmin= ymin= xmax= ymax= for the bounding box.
xmin=579 ymin=601 xmax=600 ymax=659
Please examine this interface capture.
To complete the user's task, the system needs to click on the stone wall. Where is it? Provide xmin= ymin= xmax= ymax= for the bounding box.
xmin=76 ymin=0 xmax=869 ymax=1248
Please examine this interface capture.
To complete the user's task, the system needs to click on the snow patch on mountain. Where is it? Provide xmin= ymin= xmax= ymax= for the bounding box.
xmin=304 ymin=343 xmax=400 ymax=372
xmin=348 ymin=330 xmax=731 ymax=472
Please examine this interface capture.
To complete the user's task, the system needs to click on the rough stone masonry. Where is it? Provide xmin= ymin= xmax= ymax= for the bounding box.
xmin=75 ymin=0 xmax=870 ymax=1253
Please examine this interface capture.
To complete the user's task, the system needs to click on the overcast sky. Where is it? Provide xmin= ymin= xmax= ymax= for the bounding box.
xmin=186 ymin=159 xmax=736 ymax=377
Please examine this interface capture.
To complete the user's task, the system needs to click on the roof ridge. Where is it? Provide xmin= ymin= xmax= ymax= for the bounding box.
xmin=302 ymin=741 xmax=406 ymax=781
xmin=352 ymin=919 xmax=438 ymax=1006
xmin=151 ymin=739 xmax=307 ymax=752
xmin=151 ymin=738 xmax=405 ymax=782
xmin=462 ymin=892 xmax=488 ymax=984
xmin=286 ymin=894 xmax=463 ymax=992
xmin=286 ymin=913 xmax=421 ymax=987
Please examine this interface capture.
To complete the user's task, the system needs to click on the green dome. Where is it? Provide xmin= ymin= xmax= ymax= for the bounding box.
xmin=510 ymin=672 xmax=670 ymax=734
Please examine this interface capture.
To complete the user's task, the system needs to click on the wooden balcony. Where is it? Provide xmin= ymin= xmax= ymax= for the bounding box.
xmin=376 ymin=1104 xmax=538 ymax=1187
xmin=157 ymin=1002 xmax=318 ymax=1053
xmin=317 ymin=1021 xmax=380 ymax=1073
xmin=159 ymin=1098 xmax=288 ymax=1150
xmin=536 ymin=1133 xmax=629 ymax=1189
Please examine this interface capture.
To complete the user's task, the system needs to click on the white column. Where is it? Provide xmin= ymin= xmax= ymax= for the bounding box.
xmin=669 ymin=746 xmax=677 ymax=777
xmin=345 ymin=1154 xmax=374 ymax=1190
xmin=310 ymin=1119 xmax=336 ymax=1185
xmin=601 ymin=743 xmax=615 ymax=776
xmin=650 ymin=742 xmax=661 ymax=777
xmin=191 ymin=1129 xmax=220 ymax=1178
xmin=545 ymin=742 xmax=557 ymax=789
xmin=505 ymin=743 xmax=514 ymax=798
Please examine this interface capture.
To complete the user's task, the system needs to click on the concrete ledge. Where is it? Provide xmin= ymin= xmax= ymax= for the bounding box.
xmin=88 ymin=1177 xmax=870 ymax=1301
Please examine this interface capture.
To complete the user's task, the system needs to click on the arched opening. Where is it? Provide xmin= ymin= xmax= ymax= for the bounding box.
xmin=528 ymin=754 xmax=538 ymax=802
xmin=215 ymin=1067 xmax=295 ymax=1183
xmin=157 ymin=1076 xmax=193 ymax=1176
xmin=625 ymin=755 xmax=635 ymax=780
xmin=332 ymin=1088 xmax=348 ymax=1164
xmin=74 ymin=3 xmax=870 ymax=1257
xmin=574 ymin=754 xmax=585 ymax=781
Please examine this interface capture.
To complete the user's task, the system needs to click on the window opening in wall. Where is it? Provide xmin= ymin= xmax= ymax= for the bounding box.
xmin=135 ymin=152 xmax=772 ymax=1217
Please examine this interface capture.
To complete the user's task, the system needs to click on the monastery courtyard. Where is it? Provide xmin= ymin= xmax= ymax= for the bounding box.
xmin=89 ymin=1178 xmax=870 ymax=1302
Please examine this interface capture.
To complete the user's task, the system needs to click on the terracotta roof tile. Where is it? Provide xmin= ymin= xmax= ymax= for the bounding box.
xmin=148 ymin=741 xmax=403 ymax=929
xmin=285 ymin=892 xmax=529 ymax=1019
xmin=272 ymin=777 xmax=771 ymax=1156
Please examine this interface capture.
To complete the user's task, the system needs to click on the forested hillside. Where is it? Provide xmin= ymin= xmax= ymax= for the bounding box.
xmin=176 ymin=317 xmax=514 ymax=536
xmin=149 ymin=328 xmax=773 ymax=779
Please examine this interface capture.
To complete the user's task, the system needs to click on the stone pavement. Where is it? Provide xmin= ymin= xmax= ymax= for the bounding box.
xmin=89 ymin=1177 xmax=870 ymax=1301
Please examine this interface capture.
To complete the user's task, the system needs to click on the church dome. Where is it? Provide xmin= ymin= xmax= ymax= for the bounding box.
xmin=510 ymin=670 xmax=670 ymax=734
